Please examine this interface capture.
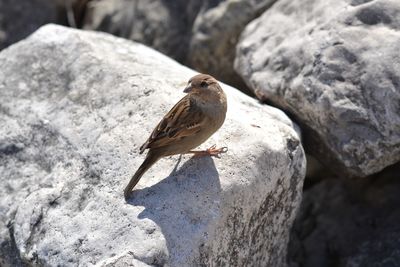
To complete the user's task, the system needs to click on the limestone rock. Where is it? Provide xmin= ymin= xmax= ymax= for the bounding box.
xmin=235 ymin=0 xmax=400 ymax=177
xmin=81 ymin=0 xmax=276 ymax=92
xmin=82 ymin=0 xmax=218 ymax=63
xmin=188 ymin=0 xmax=277 ymax=91
xmin=0 ymin=25 xmax=305 ymax=266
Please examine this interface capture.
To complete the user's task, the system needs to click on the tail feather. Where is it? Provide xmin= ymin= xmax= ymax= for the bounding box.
xmin=124 ymin=152 xmax=159 ymax=200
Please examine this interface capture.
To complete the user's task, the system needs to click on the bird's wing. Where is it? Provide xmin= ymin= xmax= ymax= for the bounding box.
xmin=139 ymin=95 xmax=204 ymax=153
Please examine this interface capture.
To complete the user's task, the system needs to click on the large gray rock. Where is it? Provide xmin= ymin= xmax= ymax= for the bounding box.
xmin=0 ymin=24 xmax=305 ymax=266
xmin=288 ymin=163 xmax=400 ymax=267
xmin=188 ymin=0 xmax=277 ymax=91
xmin=82 ymin=0 xmax=220 ymax=63
xmin=235 ymin=0 xmax=400 ymax=177
xmin=81 ymin=0 xmax=274 ymax=92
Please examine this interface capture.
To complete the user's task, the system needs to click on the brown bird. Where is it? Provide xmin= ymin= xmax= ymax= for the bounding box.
xmin=124 ymin=74 xmax=228 ymax=199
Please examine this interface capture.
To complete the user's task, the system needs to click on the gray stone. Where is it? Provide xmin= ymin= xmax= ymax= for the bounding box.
xmin=235 ymin=0 xmax=400 ymax=177
xmin=81 ymin=0 xmax=274 ymax=92
xmin=288 ymin=163 xmax=400 ymax=267
xmin=82 ymin=0 xmax=221 ymax=63
xmin=0 ymin=25 xmax=305 ymax=266
xmin=188 ymin=0 xmax=277 ymax=91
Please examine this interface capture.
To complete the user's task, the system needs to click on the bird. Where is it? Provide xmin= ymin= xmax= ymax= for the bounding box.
xmin=124 ymin=74 xmax=228 ymax=199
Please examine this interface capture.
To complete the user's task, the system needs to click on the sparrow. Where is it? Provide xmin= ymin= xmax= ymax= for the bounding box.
xmin=124 ymin=74 xmax=228 ymax=199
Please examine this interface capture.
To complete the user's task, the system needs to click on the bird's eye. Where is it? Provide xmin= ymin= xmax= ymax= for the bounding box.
xmin=200 ymin=81 xmax=207 ymax=87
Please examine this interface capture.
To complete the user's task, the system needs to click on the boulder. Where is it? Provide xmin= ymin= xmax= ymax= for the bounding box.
xmin=0 ymin=25 xmax=305 ymax=266
xmin=82 ymin=0 xmax=219 ymax=63
xmin=288 ymin=163 xmax=400 ymax=267
xmin=235 ymin=0 xmax=400 ymax=177
xmin=188 ymin=0 xmax=277 ymax=91
xmin=81 ymin=0 xmax=276 ymax=92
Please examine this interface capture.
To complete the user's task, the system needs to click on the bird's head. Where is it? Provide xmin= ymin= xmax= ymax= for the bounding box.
xmin=183 ymin=74 xmax=221 ymax=95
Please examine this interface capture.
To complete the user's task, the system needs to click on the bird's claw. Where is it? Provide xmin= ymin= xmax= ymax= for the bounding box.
xmin=206 ymin=145 xmax=228 ymax=158
xmin=188 ymin=145 xmax=228 ymax=158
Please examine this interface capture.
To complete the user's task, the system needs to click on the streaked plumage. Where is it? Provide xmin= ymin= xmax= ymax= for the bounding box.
xmin=124 ymin=74 xmax=227 ymax=199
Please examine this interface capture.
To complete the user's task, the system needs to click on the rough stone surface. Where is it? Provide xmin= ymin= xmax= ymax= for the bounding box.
xmin=235 ymin=0 xmax=400 ymax=177
xmin=82 ymin=0 xmax=221 ymax=63
xmin=0 ymin=25 xmax=305 ymax=266
xmin=288 ymin=163 xmax=400 ymax=267
xmin=188 ymin=0 xmax=277 ymax=91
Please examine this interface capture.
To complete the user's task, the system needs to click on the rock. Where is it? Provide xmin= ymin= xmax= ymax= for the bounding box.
xmin=82 ymin=0 xmax=220 ymax=63
xmin=235 ymin=0 xmax=400 ymax=177
xmin=81 ymin=0 xmax=275 ymax=93
xmin=288 ymin=163 xmax=400 ymax=267
xmin=188 ymin=0 xmax=277 ymax=91
xmin=0 ymin=25 xmax=305 ymax=266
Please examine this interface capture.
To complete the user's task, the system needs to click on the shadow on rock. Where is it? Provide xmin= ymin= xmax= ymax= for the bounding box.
xmin=126 ymin=155 xmax=222 ymax=262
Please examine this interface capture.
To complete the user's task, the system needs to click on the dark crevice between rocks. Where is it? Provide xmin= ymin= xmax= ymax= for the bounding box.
xmin=57 ymin=0 xmax=91 ymax=29
xmin=1 ymin=220 xmax=26 ymax=267
xmin=251 ymin=98 xmax=400 ymax=266
xmin=0 ymin=0 xmax=89 ymax=51
xmin=223 ymin=75 xmax=256 ymax=98
xmin=287 ymin=159 xmax=400 ymax=267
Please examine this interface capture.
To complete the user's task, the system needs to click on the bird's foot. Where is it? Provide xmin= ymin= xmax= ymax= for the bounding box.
xmin=187 ymin=145 xmax=228 ymax=158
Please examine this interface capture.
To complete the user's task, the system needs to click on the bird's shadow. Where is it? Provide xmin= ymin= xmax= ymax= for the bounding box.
xmin=126 ymin=155 xmax=222 ymax=262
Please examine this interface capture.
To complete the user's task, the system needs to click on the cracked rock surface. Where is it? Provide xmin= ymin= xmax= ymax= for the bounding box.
xmin=235 ymin=0 xmax=400 ymax=177
xmin=0 ymin=25 xmax=305 ymax=266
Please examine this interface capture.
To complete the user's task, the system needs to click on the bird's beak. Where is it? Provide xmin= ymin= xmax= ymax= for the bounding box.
xmin=183 ymin=83 xmax=193 ymax=93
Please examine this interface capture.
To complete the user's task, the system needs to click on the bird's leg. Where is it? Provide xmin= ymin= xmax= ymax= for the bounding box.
xmin=170 ymin=154 xmax=183 ymax=175
xmin=186 ymin=145 xmax=228 ymax=158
